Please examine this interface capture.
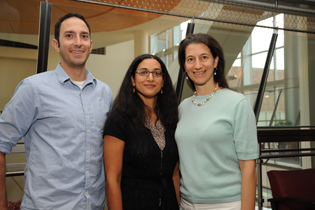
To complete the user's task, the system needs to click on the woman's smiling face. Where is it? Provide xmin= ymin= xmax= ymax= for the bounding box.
xmin=184 ymin=43 xmax=218 ymax=89
xmin=131 ymin=58 xmax=164 ymax=102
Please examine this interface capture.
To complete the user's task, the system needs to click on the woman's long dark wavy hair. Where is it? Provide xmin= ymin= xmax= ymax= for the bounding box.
xmin=108 ymin=54 xmax=178 ymax=134
xmin=178 ymin=33 xmax=229 ymax=91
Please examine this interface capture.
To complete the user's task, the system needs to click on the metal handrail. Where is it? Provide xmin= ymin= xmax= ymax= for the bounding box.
xmin=6 ymin=171 xmax=24 ymax=177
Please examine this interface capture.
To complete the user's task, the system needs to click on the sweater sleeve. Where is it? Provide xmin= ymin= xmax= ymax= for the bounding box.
xmin=233 ymin=98 xmax=259 ymax=160
xmin=103 ymin=112 xmax=128 ymax=142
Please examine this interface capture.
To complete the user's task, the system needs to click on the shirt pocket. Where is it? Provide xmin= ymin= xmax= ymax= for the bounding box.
xmin=88 ymin=100 xmax=110 ymax=133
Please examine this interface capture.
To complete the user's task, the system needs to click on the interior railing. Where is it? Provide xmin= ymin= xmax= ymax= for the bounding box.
xmin=5 ymin=138 xmax=26 ymax=177
xmin=256 ymin=126 xmax=315 ymax=209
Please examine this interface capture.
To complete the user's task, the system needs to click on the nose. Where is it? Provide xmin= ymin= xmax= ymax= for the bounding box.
xmin=147 ymin=72 xmax=154 ymax=81
xmin=74 ymin=36 xmax=82 ymax=47
xmin=194 ymin=58 xmax=202 ymax=69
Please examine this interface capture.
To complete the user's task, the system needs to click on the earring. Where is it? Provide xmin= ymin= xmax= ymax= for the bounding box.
xmin=214 ymin=68 xmax=217 ymax=75
xmin=185 ymin=72 xmax=189 ymax=80
xmin=161 ymin=89 xmax=163 ymax=94
xmin=133 ymin=87 xmax=135 ymax=93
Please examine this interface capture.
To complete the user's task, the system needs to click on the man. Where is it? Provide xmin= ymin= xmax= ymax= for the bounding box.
xmin=0 ymin=13 xmax=112 ymax=210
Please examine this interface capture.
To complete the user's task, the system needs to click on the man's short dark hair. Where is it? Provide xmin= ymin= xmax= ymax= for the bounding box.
xmin=54 ymin=13 xmax=91 ymax=46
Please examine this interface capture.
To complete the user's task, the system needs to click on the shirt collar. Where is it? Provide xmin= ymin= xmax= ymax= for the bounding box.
xmin=55 ymin=63 xmax=97 ymax=86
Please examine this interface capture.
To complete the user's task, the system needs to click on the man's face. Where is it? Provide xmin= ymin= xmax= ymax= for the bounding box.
xmin=53 ymin=17 xmax=93 ymax=70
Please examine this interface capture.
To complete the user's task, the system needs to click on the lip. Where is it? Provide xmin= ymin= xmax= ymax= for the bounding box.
xmin=70 ymin=50 xmax=84 ymax=55
xmin=194 ymin=70 xmax=206 ymax=76
xmin=144 ymin=84 xmax=156 ymax=88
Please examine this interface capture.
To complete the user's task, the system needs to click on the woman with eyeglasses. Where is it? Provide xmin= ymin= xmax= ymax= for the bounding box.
xmin=103 ymin=54 xmax=180 ymax=210
xmin=175 ymin=33 xmax=258 ymax=210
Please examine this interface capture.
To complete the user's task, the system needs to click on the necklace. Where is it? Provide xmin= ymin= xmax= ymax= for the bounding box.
xmin=192 ymin=83 xmax=219 ymax=106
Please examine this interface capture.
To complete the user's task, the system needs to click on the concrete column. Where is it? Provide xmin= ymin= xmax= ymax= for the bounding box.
xmin=134 ymin=30 xmax=148 ymax=58
xmin=308 ymin=34 xmax=315 ymax=168
xmin=298 ymin=34 xmax=310 ymax=126
xmin=284 ymin=18 xmax=300 ymax=126
xmin=298 ymin=30 xmax=312 ymax=169
xmin=284 ymin=15 xmax=313 ymax=168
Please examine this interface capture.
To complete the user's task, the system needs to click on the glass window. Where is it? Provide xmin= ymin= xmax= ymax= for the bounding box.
xmin=0 ymin=0 xmax=39 ymax=112
xmin=150 ymin=21 xmax=190 ymax=85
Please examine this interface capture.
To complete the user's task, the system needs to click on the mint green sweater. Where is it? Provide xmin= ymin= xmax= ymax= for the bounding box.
xmin=175 ymin=88 xmax=259 ymax=204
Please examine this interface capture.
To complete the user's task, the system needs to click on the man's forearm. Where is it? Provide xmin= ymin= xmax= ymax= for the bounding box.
xmin=0 ymin=152 xmax=8 ymax=210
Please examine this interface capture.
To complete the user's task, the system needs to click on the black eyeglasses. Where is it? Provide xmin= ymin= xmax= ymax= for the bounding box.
xmin=136 ymin=70 xmax=164 ymax=77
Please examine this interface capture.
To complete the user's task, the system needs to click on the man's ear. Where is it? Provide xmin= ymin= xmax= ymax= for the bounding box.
xmin=90 ymin=40 xmax=93 ymax=53
xmin=52 ymin=39 xmax=60 ymax=53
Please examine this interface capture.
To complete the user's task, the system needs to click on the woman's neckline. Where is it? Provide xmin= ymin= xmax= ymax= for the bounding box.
xmin=194 ymin=87 xmax=225 ymax=98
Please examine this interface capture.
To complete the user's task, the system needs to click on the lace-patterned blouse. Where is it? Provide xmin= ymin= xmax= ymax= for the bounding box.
xmin=144 ymin=114 xmax=166 ymax=151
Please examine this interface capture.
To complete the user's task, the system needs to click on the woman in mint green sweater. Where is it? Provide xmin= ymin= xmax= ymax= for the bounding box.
xmin=175 ymin=33 xmax=258 ymax=210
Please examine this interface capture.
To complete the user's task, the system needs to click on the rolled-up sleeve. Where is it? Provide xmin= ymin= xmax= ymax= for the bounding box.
xmin=0 ymin=78 xmax=38 ymax=154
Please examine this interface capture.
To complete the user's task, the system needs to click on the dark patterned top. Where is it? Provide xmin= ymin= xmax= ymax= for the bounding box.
xmin=104 ymin=112 xmax=179 ymax=210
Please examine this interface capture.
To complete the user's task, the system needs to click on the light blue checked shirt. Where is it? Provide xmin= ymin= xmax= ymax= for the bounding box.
xmin=0 ymin=63 xmax=112 ymax=210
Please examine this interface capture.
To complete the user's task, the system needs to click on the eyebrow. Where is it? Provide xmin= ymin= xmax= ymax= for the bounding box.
xmin=64 ymin=30 xmax=90 ymax=35
xmin=186 ymin=53 xmax=209 ymax=57
xmin=64 ymin=30 xmax=75 ymax=34
xmin=139 ymin=68 xmax=161 ymax=71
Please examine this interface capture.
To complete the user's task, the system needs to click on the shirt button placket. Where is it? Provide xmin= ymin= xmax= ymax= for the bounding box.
xmin=82 ymin=91 xmax=91 ymax=209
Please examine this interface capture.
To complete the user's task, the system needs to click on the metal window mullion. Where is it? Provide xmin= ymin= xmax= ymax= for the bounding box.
xmin=176 ymin=22 xmax=195 ymax=103
xmin=37 ymin=1 xmax=52 ymax=74
xmin=255 ymin=31 xmax=278 ymax=210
